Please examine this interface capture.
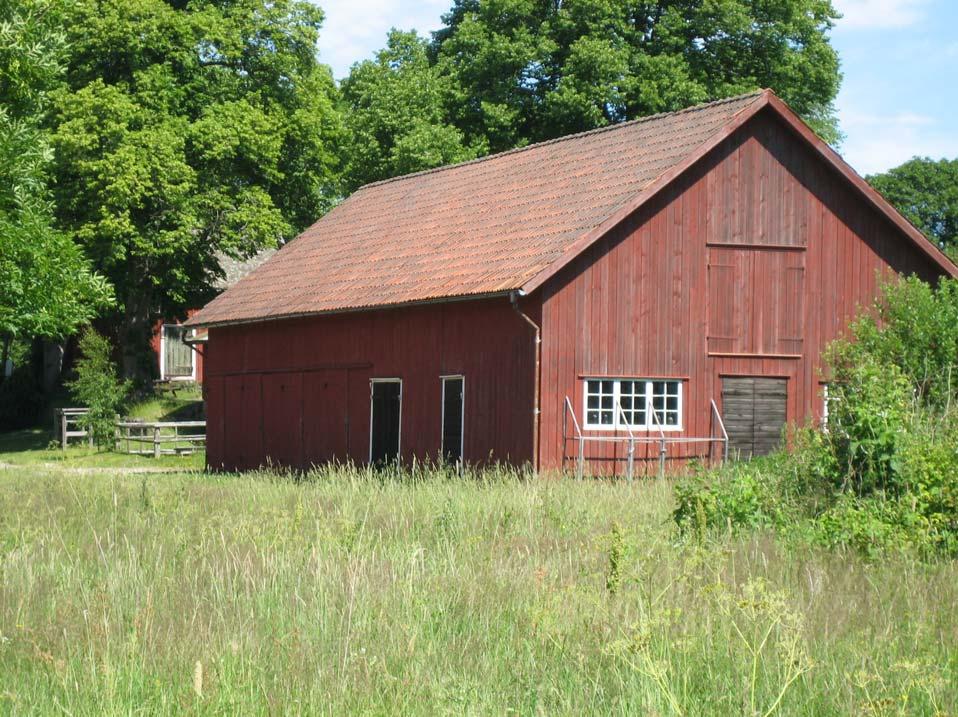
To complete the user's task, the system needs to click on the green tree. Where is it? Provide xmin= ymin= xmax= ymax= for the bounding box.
xmin=341 ymin=30 xmax=482 ymax=190
xmin=869 ymin=157 xmax=958 ymax=256
xmin=51 ymin=0 xmax=344 ymax=381
xmin=429 ymin=0 xmax=842 ymax=154
xmin=0 ymin=0 xmax=111 ymax=376
xmin=68 ymin=329 xmax=130 ymax=447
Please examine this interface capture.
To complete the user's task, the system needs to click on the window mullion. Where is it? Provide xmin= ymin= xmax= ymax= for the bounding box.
xmin=613 ymin=380 xmax=621 ymax=430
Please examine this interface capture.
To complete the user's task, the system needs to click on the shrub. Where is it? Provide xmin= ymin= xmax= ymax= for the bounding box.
xmin=675 ymin=276 xmax=958 ymax=558
xmin=67 ymin=328 xmax=129 ymax=447
xmin=0 ymin=365 xmax=43 ymax=430
xmin=825 ymin=356 xmax=912 ymax=496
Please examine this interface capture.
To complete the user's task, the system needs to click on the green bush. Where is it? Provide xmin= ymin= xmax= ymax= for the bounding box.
xmin=0 ymin=365 xmax=43 ymax=430
xmin=675 ymin=276 xmax=958 ymax=558
xmin=67 ymin=328 xmax=129 ymax=447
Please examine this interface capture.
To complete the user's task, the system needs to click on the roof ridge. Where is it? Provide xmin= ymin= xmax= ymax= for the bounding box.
xmin=358 ymin=89 xmax=768 ymax=191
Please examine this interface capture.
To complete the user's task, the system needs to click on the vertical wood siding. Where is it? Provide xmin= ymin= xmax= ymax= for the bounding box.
xmin=538 ymin=108 xmax=944 ymax=473
xmin=203 ymin=298 xmax=537 ymax=471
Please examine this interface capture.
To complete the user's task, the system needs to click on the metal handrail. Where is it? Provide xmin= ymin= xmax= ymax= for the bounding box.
xmin=710 ymin=399 xmax=730 ymax=463
xmin=563 ymin=395 xmax=730 ymax=478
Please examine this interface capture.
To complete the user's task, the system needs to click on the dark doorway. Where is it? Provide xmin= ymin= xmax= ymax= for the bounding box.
xmin=721 ymin=377 xmax=787 ymax=458
xmin=370 ymin=380 xmax=401 ymax=465
xmin=441 ymin=376 xmax=464 ymax=463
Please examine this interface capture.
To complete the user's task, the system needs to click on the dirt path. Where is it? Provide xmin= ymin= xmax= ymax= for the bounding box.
xmin=0 ymin=461 xmax=198 ymax=475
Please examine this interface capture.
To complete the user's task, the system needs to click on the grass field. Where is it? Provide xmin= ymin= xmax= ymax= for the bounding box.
xmin=1 ymin=463 xmax=956 ymax=715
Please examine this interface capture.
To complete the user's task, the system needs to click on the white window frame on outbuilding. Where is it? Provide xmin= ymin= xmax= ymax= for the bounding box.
xmin=159 ymin=323 xmax=197 ymax=381
xmin=582 ymin=378 xmax=683 ymax=431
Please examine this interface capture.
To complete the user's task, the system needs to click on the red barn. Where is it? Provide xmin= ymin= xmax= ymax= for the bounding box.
xmin=188 ymin=90 xmax=956 ymax=474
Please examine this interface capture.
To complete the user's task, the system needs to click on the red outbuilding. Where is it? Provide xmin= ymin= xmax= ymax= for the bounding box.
xmin=188 ymin=90 xmax=957 ymax=474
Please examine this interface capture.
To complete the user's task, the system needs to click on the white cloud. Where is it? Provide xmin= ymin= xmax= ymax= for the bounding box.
xmin=833 ymin=0 xmax=929 ymax=29
xmin=838 ymin=109 xmax=958 ymax=174
xmin=316 ymin=0 xmax=449 ymax=79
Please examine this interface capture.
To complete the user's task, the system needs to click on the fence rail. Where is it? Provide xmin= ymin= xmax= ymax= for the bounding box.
xmin=115 ymin=420 xmax=206 ymax=457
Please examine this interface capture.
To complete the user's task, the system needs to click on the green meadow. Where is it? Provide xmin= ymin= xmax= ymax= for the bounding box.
xmin=1 ymin=463 xmax=955 ymax=715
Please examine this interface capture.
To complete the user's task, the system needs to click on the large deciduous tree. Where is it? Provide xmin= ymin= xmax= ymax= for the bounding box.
xmin=341 ymin=30 xmax=482 ymax=190
xmin=869 ymin=157 xmax=958 ymax=258
xmin=431 ymin=0 xmax=843 ymax=153
xmin=0 ymin=0 xmax=112 ymax=376
xmin=346 ymin=0 xmax=842 ymax=177
xmin=52 ymin=0 xmax=344 ymax=381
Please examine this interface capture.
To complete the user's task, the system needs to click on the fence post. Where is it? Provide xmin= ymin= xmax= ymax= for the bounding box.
xmin=627 ymin=439 xmax=635 ymax=482
xmin=153 ymin=425 xmax=161 ymax=458
xmin=60 ymin=410 xmax=67 ymax=450
xmin=577 ymin=436 xmax=584 ymax=480
xmin=658 ymin=438 xmax=666 ymax=478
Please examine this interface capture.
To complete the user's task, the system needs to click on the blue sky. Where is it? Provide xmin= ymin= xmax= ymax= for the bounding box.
xmin=316 ymin=0 xmax=958 ymax=175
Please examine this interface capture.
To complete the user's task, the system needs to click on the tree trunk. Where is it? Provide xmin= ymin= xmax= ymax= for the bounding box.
xmin=42 ymin=340 xmax=65 ymax=393
xmin=118 ymin=284 xmax=155 ymax=387
xmin=0 ymin=333 xmax=11 ymax=385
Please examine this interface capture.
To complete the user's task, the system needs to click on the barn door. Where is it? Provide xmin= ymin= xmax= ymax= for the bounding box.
xmin=370 ymin=379 xmax=401 ymax=465
xmin=441 ymin=376 xmax=464 ymax=463
xmin=721 ymin=377 xmax=787 ymax=458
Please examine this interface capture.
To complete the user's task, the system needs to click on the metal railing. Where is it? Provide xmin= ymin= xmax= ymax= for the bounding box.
xmin=563 ymin=396 xmax=729 ymax=479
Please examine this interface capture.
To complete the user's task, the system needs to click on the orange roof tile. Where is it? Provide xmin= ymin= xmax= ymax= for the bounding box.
xmin=188 ymin=91 xmax=769 ymax=326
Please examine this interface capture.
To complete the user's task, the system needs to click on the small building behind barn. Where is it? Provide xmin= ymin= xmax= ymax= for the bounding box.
xmin=187 ymin=90 xmax=956 ymax=474
xmin=152 ymin=248 xmax=276 ymax=383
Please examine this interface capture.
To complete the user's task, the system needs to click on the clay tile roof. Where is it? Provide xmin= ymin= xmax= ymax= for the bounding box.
xmin=190 ymin=91 xmax=768 ymax=327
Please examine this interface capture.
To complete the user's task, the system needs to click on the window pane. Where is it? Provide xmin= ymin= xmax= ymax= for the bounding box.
xmin=587 ymin=395 xmax=599 ymax=409
xmin=649 ymin=380 xmax=681 ymax=427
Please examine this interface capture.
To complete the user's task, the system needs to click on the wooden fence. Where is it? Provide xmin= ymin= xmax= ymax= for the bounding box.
xmin=54 ymin=408 xmax=93 ymax=449
xmin=115 ymin=420 xmax=206 ymax=457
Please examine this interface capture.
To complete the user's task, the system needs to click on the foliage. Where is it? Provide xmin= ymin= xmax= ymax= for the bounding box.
xmin=0 ymin=0 xmax=111 ymax=352
xmin=1 ymin=467 xmax=956 ymax=713
xmin=341 ymin=30 xmax=482 ymax=189
xmin=0 ymin=365 xmax=43 ymax=430
xmin=67 ymin=328 xmax=130 ymax=447
xmin=869 ymin=157 xmax=958 ymax=256
xmin=676 ymin=276 xmax=958 ymax=558
xmin=427 ymin=0 xmax=842 ymax=154
xmin=836 ymin=275 xmax=958 ymax=410
xmin=51 ymin=0 xmax=344 ymax=379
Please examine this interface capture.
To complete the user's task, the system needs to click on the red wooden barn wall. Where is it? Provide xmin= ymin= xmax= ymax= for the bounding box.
xmin=203 ymin=298 xmax=537 ymax=471
xmin=537 ymin=108 xmax=943 ymax=473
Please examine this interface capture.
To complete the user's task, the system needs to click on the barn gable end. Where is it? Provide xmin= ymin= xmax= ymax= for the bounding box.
xmin=537 ymin=107 xmax=944 ymax=471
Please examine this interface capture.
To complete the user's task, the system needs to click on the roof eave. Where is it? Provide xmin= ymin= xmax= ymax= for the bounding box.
xmin=184 ymin=290 xmax=515 ymax=330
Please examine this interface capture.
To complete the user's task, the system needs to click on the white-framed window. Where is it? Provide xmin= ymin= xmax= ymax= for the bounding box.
xmin=583 ymin=378 xmax=683 ymax=431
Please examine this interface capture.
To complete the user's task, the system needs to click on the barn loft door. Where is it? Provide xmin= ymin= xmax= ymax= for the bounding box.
xmin=721 ymin=377 xmax=787 ymax=458
xmin=370 ymin=379 xmax=401 ymax=465
xmin=441 ymin=376 xmax=464 ymax=463
xmin=163 ymin=324 xmax=193 ymax=378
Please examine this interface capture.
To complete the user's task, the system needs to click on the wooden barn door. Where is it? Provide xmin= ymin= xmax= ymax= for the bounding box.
xmin=721 ymin=377 xmax=787 ymax=458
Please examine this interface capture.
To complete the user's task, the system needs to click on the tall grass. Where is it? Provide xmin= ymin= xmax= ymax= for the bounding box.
xmin=1 ymin=465 xmax=955 ymax=714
